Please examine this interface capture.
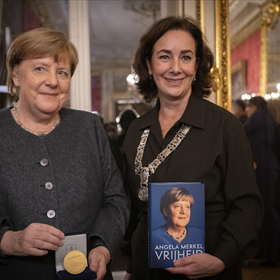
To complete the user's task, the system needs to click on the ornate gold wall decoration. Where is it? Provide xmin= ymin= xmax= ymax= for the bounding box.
xmin=260 ymin=0 xmax=280 ymax=96
xmin=196 ymin=0 xmax=204 ymax=33
xmin=211 ymin=64 xmax=220 ymax=93
xmin=261 ymin=0 xmax=280 ymax=29
xmin=215 ymin=0 xmax=231 ymax=110
xmin=259 ymin=25 xmax=267 ymax=97
xmin=230 ymin=0 xmax=280 ymax=98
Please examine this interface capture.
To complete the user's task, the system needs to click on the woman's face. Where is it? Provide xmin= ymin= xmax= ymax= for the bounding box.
xmin=166 ymin=199 xmax=191 ymax=228
xmin=147 ymin=29 xmax=197 ymax=102
xmin=12 ymin=55 xmax=71 ymax=117
xmin=245 ymin=103 xmax=257 ymax=118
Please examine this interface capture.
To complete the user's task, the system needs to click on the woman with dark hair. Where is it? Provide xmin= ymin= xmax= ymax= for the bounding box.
xmin=267 ymin=99 xmax=280 ymax=216
xmin=133 ymin=15 xmax=213 ymax=102
xmin=122 ymin=16 xmax=263 ymax=280
xmin=267 ymin=99 xmax=280 ymax=162
xmin=232 ymin=99 xmax=248 ymax=124
xmin=244 ymin=96 xmax=280 ymax=266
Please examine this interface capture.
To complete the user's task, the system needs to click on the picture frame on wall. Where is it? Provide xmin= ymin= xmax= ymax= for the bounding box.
xmin=231 ymin=60 xmax=247 ymax=101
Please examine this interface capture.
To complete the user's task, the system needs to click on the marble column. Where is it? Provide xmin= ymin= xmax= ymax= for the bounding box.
xmin=102 ymin=70 xmax=114 ymax=123
xmin=68 ymin=0 xmax=91 ymax=112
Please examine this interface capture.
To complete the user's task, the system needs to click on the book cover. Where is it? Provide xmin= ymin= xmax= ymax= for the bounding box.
xmin=148 ymin=182 xmax=205 ymax=268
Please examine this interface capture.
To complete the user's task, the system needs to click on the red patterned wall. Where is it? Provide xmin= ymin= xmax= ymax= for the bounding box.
xmin=231 ymin=30 xmax=261 ymax=95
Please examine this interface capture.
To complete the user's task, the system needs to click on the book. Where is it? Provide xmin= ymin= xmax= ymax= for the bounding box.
xmin=148 ymin=182 xmax=205 ymax=268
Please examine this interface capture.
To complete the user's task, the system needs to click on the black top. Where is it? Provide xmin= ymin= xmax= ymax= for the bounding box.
xmin=244 ymin=110 xmax=279 ymax=170
xmin=239 ymin=114 xmax=248 ymax=124
xmin=123 ymin=93 xmax=263 ymax=280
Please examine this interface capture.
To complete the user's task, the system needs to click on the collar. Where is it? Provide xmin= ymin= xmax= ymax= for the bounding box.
xmin=139 ymin=93 xmax=206 ymax=131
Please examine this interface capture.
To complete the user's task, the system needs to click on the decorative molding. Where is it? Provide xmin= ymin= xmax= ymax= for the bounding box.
xmin=196 ymin=0 xmax=205 ymax=33
xmin=215 ymin=0 xmax=231 ymax=110
xmin=231 ymin=0 xmax=280 ymax=49
xmin=196 ymin=0 xmax=201 ymax=26
xmin=230 ymin=0 xmax=280 ymax=97
xmin=231 ymin=15 xmax=261 ymax=50
xmin=260 ymin=0 xmax=279 ymax=96
xmin=259 ymin=25 xmax=267 ymax=96
xmin=211 ymin=64 xmax=220 ymax=93
xmin=261 ymin=0 xmax=280 ymax=29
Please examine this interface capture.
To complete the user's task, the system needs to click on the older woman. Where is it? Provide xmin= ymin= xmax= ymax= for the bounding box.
xmin=150 ymin=187 xmax=204 ymax=268
xmin=122 ymin=16 xmax=263 ymax=280
xmin=160 ymin=188 xmax=195 ymax=241
xmin=0 ymin=28 xmax=129 ymax=280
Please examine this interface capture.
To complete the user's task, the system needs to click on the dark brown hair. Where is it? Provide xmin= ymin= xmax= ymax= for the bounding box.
xmin=133 ymin=16 xmax=214 ymax=103
xmin=247 ymin=96 xmax=268 ymax=112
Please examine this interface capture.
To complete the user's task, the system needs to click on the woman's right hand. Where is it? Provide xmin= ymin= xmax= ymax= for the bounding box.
xmin=124 ymin=272 xmax=132 ymax=280
xmin=0 ymin=223 xmax=64 ymax=256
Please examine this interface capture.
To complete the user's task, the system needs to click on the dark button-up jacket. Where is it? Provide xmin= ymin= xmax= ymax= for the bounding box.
xmin=0 ymin=107 xmax=129 ymax=280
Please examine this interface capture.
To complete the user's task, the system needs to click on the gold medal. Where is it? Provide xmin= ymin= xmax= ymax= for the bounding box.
xmin=63 ymin=250 xmax=87 ymax=275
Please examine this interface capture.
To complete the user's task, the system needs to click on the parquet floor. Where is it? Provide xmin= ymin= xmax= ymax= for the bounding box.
xmin=242 ymin=259 xmax=280 ymax=280
xmin=111 ymin=252 xmax=280 ymax=280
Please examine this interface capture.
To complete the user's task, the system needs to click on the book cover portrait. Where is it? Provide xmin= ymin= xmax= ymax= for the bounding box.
xmin=148 ymin=182 xmax=205 ymax=268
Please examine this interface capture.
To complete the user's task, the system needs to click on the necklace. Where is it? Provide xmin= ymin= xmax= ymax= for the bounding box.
xmin=165 ymin=228 xmax=186 ymax=240
xmin=11 ymin=102 xmax=60 ymax=136
xmin=134 ymin=124 xmax=191 ymax=202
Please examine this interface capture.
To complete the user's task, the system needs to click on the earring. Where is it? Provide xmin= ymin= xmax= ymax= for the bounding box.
xmin=194 ymin=75 xmax=196 ymax=82
xmin=149 ymin=74 xmax=152 ymax=80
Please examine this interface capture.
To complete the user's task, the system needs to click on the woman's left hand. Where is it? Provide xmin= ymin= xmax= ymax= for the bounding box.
xmin=88 ymin=246 xmax=111 ymax=280
xmin=165 ymin=253 xmax=225 ymax=279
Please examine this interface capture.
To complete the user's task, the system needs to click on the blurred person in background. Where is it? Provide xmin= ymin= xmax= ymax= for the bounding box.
xmin=267 ymin=98 xmax=280 ymax=216
xmin=244 ymin=96 xmax=280 ymax=266
xmin=117 ymin=109 xmax=138 ymax=150
xmin=232 ymin=99 xmax=248 ymax=124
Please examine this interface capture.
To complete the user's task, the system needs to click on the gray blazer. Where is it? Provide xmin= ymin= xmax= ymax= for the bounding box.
xmin=0 ymin=107 xmax=129 ymax=279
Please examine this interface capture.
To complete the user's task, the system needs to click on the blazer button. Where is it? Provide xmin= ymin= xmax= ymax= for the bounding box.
xmin=47 ymin=210 xmax=56 ymax=219
xmin=45 ymin=182 xmax=53 ymax=190
xmin=40 ymin=159 xmax=49 ymax=167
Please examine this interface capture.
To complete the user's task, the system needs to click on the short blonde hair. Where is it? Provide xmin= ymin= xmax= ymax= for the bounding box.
xmin=160 ymin=187 xmax=194 ymax=221
xmin=6 ymin=27 xmax=79 ymax=98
